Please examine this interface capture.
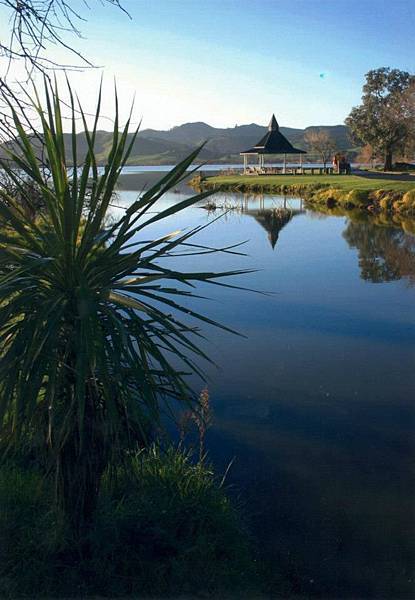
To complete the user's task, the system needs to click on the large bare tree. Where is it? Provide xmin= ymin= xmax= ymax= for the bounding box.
xmin=0 ymin=0 xmax=127 ymax=71
xmin=304 ymin=129 xmax=336 ymax=168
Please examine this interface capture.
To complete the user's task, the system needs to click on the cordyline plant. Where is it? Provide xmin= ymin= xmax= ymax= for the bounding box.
xmin=0 ymin=79 xmax=248 ymax=540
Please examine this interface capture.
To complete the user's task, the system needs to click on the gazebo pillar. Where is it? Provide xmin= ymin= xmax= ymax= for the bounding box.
xmin=300 ymin=153 xmax=303 ymax=174
xmin=243 ymin=154 xmax=247 ymax=174
xmin=283 ymin=153 xmax=287 ymax=174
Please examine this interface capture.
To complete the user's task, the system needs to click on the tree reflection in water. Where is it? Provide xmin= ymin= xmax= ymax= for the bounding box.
xmin=343 ymin=220 xmax=415 ymax=284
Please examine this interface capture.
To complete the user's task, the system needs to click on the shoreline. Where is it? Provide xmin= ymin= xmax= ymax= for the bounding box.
xmin=191 ymin=173 xmax=415 ymax=217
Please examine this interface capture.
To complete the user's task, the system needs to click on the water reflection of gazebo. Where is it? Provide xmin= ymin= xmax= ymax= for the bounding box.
xmin=202 ymin=192 xmax=305 ymax=250
xmin=246 ymin=208 xmax=304 ymax=249
xmin=241 ymin=114 xmax=307 ymax=174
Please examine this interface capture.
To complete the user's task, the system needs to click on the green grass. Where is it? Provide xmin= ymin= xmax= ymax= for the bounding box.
xmin=202 ymin=174 xmax=415 ymax=193
xmin=0 ymin=446 xmax=258 ymax=598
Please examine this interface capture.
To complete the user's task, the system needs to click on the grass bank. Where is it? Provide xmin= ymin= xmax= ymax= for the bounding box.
xmin=0 ymin=446 xmax=259 ymax=598
xmin=193 ymin=174 xmax=415 ymax=215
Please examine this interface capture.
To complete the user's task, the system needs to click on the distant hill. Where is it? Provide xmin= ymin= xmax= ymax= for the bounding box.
xmin=139 ymin=122 xmax=352 ymax=162
xmin=1 ymin=122 xmax=352 ymax=165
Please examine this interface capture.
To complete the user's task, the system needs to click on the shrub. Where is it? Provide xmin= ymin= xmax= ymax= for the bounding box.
xmin=312 ymin=187 xmax=343 ymax=205
xmin=0 ymin=78 xmax=245 ymax=540
xmin=379 ymin=195 xmax=395 ymax=211
xmin=393 ymin=199 xmax=406 ymax=212
xmin=346 ymin=189 xmax=371 ymax=206
xmin=373 ymin=190 xmax=407 ymax=212
xmin=402 ymin=189 xmax=415 ymax=210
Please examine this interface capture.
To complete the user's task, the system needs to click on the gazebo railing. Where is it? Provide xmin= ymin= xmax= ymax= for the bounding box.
xmin=243 ymin=164 xmax=334 ymax=175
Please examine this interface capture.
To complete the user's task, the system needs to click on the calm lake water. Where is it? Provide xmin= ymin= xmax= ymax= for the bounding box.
xmin=116 ymin=173 xmax=415 ymax=599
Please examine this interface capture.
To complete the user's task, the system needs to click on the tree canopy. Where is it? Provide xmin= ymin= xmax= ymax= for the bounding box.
xmin=346 ymin=68 xmax=415 ymax=170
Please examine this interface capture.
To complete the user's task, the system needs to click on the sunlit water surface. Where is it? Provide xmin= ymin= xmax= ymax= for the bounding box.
xmin=114 ymin=173 xmax=415 ymax=598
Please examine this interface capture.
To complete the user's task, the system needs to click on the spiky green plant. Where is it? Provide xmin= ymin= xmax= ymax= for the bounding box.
xmin=0 ymin=79 xmax=247 ymax=538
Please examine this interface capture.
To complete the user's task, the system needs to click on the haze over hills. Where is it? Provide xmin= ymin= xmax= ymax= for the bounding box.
xmin=1 ymin=122 xmax=352 ymax=165
xmin=135 ymin=121 xmax=352 ymax=164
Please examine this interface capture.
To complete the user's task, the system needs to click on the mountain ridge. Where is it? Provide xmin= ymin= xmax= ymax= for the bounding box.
xmin=1 ymin=121 xmax=352 ymax=165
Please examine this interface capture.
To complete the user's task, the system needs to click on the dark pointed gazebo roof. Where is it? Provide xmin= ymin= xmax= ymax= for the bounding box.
xmin=246 ymin=208 xmax=303 ymax=249
xmin=241 ymin=114 xmax=306 ymax=155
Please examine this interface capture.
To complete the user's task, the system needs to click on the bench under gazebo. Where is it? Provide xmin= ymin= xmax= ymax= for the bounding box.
xmin=241 ymin=114 xmax=307 ymax=175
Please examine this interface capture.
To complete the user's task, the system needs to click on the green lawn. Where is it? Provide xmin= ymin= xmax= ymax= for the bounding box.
xmin=203 ymin=174 xmax=415 ymax=192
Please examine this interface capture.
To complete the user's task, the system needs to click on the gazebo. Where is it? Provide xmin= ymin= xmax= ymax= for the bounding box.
xmin=241 ymin=114 xmax=306 ymax=174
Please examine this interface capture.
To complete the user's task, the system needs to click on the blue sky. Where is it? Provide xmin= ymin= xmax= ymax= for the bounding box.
xmin=1 ymin=0 xmax=414 ymax=130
